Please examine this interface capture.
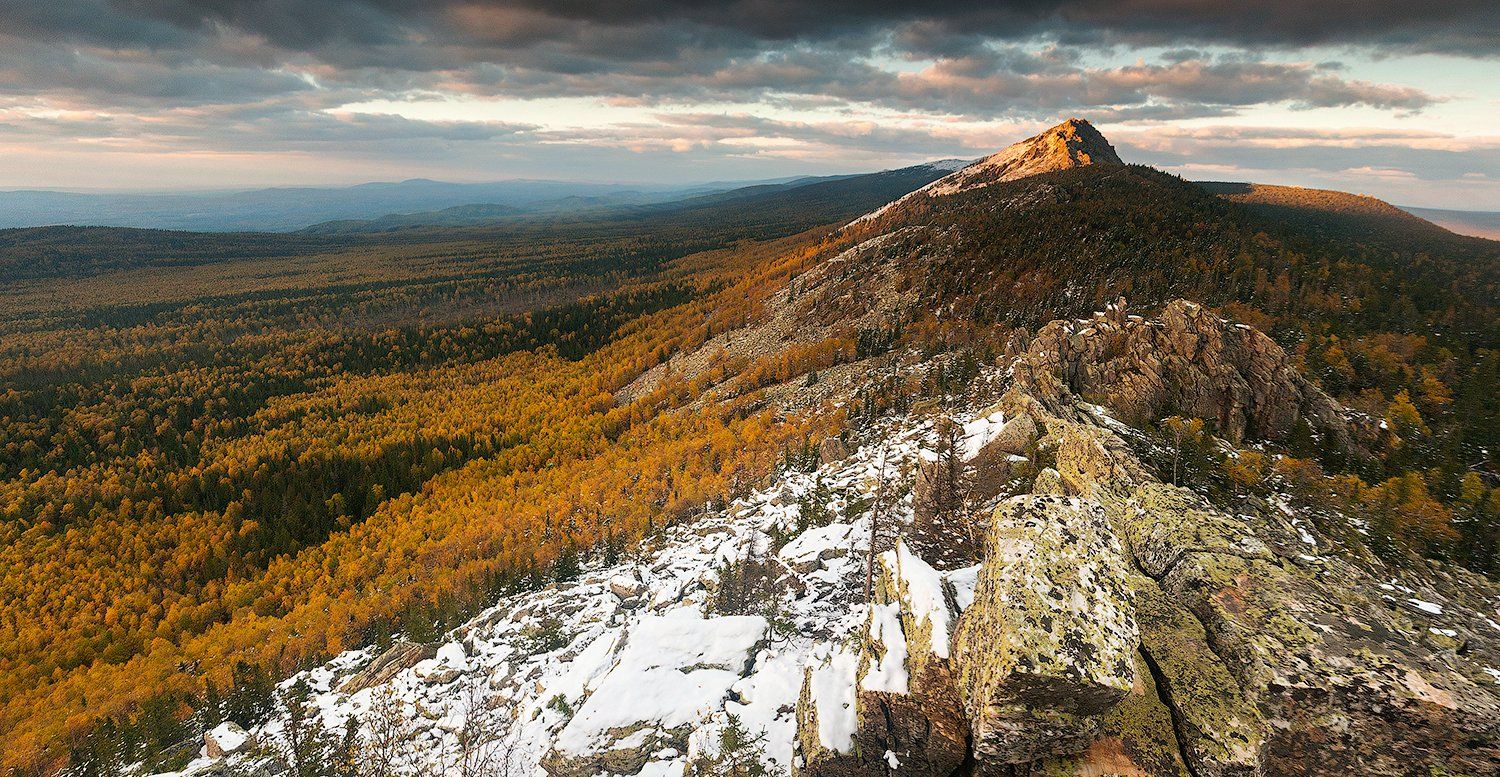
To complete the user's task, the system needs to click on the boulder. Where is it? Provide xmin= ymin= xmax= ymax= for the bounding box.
xmin=339 ymin=640 xmax=437 ymax=693
xmin=1031 ymin=467 xmax=1066 ymax=496
xmin=986 ymin=412 xmax=1038 ymax=457
xmin=952 ymin=495 xmax=1139 ymax=764
xmin=608 ymin=572 xmax=644 ymax=601
xmin=820 ymin=436 xmax=851 ymax=464
xmin=204 ymin=721 xmax=253 ymax=759
xmin=778 ymin=522 xmax=854 ymax=574
xmin=794 ymin=544 xmax=970 ymax=777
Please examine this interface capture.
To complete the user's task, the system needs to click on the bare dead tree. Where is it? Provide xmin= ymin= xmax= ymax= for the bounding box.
xmin=864 ymin=444 xmax=891 ymax=604
xmin=451 ymin=674 xmax=517 ymax=777
xmin=355 ymin=687 xmax=414 ymax=777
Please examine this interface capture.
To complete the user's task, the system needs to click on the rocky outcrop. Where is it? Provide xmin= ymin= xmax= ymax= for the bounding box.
xmin=794 ymin=301 xmax=1498 ymax=777
xmin=1013 ymin=299 xmax=1356 ymax=449
xmin=952 ymin=495 xmax=1139 ymax=765
xmin=339 ymin=640 xmax=436 ymax=694
xmin=1045 ymin=399 xmax=1500 ymax=777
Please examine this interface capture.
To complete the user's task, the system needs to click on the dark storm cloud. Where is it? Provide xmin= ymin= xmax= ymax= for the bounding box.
xmin=0 ymin=0 xmax=1482 ymax=116
xmin=6 ymin=1 xmax=1493 ymax=58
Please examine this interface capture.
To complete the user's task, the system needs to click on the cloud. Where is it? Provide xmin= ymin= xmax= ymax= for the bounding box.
xmin=0 ymin=0 xmax=1493 ymax=206
xmin=16 ymin=1 xmax=1489 ymax=58
xmin=1116 ymin=124 xmax=1500 ymax=187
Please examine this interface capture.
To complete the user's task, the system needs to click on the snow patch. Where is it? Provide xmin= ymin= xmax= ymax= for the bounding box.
xmin=554 ymin=614 xmax=767 ymax=756
xmin=861 ymin=601 xmax=909 ymax=694
xmin=885 ymin=541 xmax=955 ymax=658
xmin=808 ymin=649 xmax=859 ymax=753
xmin=1408 ymin=598 xmax=1444 ymax=616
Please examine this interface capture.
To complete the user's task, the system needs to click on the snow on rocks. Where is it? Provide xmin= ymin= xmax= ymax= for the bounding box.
xmin=777 ymin=523 xmax=854 ymax=573
xmin=202 ymin=722 xmax=252 ymax=758
xmin=882 ymin=541 xmax=955 ymax=660
xmin=542 ymin=614 xmax=768 ymax=776
xmin=1406 ymin=597 xmax=1445 ymax=616
xmin=413 ymin=641 xmax=469 ymax=685
xmin=154 ymin=418 xmax=931 ymax=777
xmin=859 ymin=602 xmax=909 ymax=694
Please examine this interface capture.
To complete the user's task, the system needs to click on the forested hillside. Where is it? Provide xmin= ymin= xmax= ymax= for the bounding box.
xmin=2 ymin=141 xmax=1497 ymax=775
xmin=0 ymin=196 xmax=858 ymax=773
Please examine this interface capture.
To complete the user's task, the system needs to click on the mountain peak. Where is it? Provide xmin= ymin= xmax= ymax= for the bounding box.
xmin=925 ymin=117 xmax=1122 ymax=198
xmin=1043 ymin=117 xmax=1121 ymax=163
xmin=850 ymin=118 xmax=1123 ymax=224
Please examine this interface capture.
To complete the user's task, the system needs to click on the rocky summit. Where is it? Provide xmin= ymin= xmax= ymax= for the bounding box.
xmin=854 ymin=118 xmax=1122 ymax=224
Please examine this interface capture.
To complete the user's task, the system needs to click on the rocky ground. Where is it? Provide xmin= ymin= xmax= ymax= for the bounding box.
xmin=148 ymin=298 xmax=1500 ymax=777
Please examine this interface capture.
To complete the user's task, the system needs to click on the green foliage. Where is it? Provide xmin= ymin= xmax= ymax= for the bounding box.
xmin=690 ymin=713 xmax=774 ymax=777
xmin=519 ymin=618 xmax=569 ymax=656
xmin=279 ymin=681 xmax=341 ymax=777
xmin=546 ymin=694 xmax=574 ymax=719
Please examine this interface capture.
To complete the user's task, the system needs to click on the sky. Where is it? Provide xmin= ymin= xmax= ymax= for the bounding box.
xmin=1 ymin=1 xmax=1497 ymax=208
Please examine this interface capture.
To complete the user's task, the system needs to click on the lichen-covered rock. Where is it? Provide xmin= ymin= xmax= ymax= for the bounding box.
xmin=952 ymin=495 xmax=1139 ymax=764
xmin=1043 ymin=400 xmax=1500 ymax=777
xmin=1048 ymin=420 xmax=1151 ymax=500
xmin=1131 ymin=576 xmax=1264 ymax=776
xmin=1032 ymin=467 xmax=1066 ymax=495
xmin=1113 ymin=483 xmax=1275 ymax=581
xmin=1030 ymin=653 xmax=1190 ymax=777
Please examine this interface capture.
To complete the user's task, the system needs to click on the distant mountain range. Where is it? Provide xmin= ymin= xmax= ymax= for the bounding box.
xmin=0 ymin=179 xmax=737 ymax=233
xmin=0 ymin=171 xmax=953 ymax=234
xmin=3 ymin=163 xmax=1492 ymax=242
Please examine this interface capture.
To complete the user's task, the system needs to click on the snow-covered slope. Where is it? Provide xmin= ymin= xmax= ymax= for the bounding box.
xmin=157 ymin=417 xmax=954 ymax=777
